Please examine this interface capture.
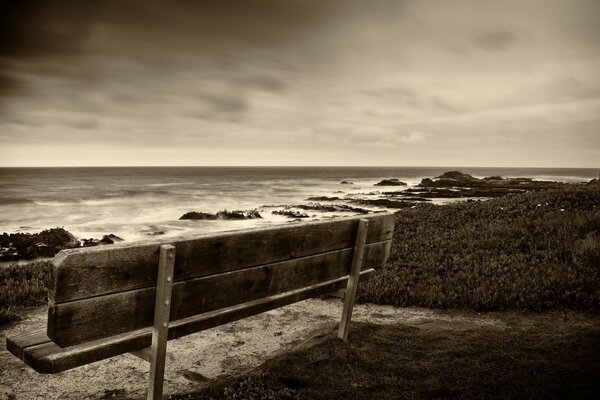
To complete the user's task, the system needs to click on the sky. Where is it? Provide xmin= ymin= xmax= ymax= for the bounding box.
xmin=0 ymin=0 xmax=599 ymax=167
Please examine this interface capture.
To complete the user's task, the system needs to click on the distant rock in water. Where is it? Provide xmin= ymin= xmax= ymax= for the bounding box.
xmin=100 ymin=234 xmax=123 ymax=244
xmin=418 ymin=170 xmax=564 ymax=192
xmin=179 ymin=211 xmax=218 ymax=220
xmin=435 ymin=171 xmax=479 ymax=182
xmin=374 ymin=179 xmax=407 ymax=186
xmin=483 ymin=175 xmax=504 ymax=181
xmin=350 ymin=198 xmax=417 ymax=209
xmin=293 ymin=203 xmax=370 ymax=214
xmin=340 ymin=180 xmax=353 ymax=184
xmin=0 ymin=228 xmax=79 ymax=261
xmin=81 ymin=233 xmax=124 ymax=247
xmin=272 ymin=210 xmax=310 ymax=218
xmin=180 ymin=209 xmax=263 ymax=220
xmin=587 ymin=173 xmax=600 ymax=186
xmin=305 ymin=196 xmax=340 ymax=201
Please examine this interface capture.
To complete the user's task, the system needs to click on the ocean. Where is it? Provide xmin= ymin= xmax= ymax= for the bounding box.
xmin=0 ymin=166 xmax=597 ymax=243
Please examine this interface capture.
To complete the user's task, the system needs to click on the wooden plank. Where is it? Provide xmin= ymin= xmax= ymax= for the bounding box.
xmin=338 ymin=219 xmax=368 ymax=341
xmin=6 ymin=330 xmax=50 ymax=360
xmin=24 ymin=269 xmax=375 ymax=373
xmin=147 ymin=244 xmax=175 ymax=400
xmin=50 ymin=213 xmax=394 ymax=303
xmin=48 ymin=240 xmax=390 ymax=347
xmin=129 ymin=347 xmax=151 ymax=362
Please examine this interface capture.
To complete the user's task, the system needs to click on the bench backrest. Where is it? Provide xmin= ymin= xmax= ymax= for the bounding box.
xmin=47 ymin=213 xmax=394 ymax=347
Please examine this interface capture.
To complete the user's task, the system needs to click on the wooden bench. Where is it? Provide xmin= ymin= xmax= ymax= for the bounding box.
xmin=7 ymin=213 xmax=394 ymax=399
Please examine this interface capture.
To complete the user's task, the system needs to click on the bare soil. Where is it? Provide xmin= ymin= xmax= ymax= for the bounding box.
xmin=1 ymin=299 xmax=598 ymax=400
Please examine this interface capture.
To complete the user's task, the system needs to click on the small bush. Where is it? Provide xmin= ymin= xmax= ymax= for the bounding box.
xmin=0 ymin=261 xmax=52 ymax=324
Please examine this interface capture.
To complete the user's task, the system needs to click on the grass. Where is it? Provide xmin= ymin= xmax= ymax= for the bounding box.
xmin=358 ymin=185 xmax=600 ymax=312
xmin=171 ymin=316 xmax=600 ymax=400
xmin=0 ymin=261 xmax=52 ymax=324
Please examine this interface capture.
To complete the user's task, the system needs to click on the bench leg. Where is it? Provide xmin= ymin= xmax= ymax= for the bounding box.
xmin=147 ymin=244 xmax=176 ymax=400
xmin=338 ymin=219 xmax=368 ymax=341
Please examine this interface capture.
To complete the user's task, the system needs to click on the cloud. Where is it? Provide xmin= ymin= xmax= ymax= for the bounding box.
xmin=1 ymin=0 xmax=599 ymax=167
xmin=473 ymin=30 xmax=517 ymax=51
xmin=398 ymin=131 xmax=427 ymax=144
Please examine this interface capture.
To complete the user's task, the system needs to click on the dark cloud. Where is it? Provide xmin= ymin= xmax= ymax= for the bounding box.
xmin=473 ymin=30 xmax=517 ymax=50
xmin=202 ymin=92 xmax=248 ymax=115
xmin=0 ymin=0 xmax=340 ymax=101
xmin=238 ymin=75 xmax=286 ymax=92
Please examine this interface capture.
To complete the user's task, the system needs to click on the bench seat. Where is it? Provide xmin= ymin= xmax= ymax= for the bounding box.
xmin=8 ymin=268 xmax=374 ymax=373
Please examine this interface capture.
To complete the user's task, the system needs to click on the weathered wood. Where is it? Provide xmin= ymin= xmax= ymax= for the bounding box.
xmin=148 ymin=244 xmax=175 ymax=400
xmin=50 ymin=213 xmax=394 ymax=303
xmin=338 ymin=219 xmax=368 ymax=341
xmin=129 ymin=347 xmax=151 ymax=362
xmin=15 ymin=269 xmax=375 ymax=373
xmin=5 ymin=330 xmax=50 ymax=360
xmin=48 ymin=240 xmax=390 ymax=346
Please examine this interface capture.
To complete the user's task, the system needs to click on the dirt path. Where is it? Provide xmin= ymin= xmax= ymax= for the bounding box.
xmin=0 ymin=299 xmax=593 ymax=400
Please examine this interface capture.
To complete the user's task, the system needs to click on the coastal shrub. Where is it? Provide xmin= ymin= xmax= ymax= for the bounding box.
xmin=0 ymin=261 xmax=51 ymax=324
xmin=357 ymin=185 xmax=600 ymax=311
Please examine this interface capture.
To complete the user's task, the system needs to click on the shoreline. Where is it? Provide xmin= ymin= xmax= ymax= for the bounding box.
xmin=3 ymin=169 xmax=594 ymax=263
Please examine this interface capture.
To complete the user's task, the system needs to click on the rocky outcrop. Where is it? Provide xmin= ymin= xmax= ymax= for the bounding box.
xmin=272 ymin=210 xmax=310 ymax=218
xmin=180 ymin=210 xmax=263 ymax=220
xmin=340 ymin=180 xmax=353 ymax=184
xmin=350 ymin=199 xmax=417 ymax=209
xmin=305 ymin=196 xmax=340 ymax=201
xmin=289 ymin=203 xmax=370 ymax=214
xmin=81 ymin=234 xmax=124 ymax=247
xmin=417 ymin=170 xmax=565 ymax=193
xmin=0 ymin=228 xmax=80 ymax=261
xmin=374 ymin=179 xmax=407 ymax=186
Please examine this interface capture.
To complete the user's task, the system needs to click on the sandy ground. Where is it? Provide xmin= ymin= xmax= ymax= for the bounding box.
xmin=0 ymin=299 xmax=523 ymax=400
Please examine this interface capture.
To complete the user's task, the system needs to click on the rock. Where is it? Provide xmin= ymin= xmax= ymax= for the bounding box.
xmin=340 ymin=180 xmax=353 ymax=184
xmin=434 ymin=171 xmax=479 ymax=182
xmin=99 ymin=234 xmax=123 ymax=245
xmin=374 ymin=178 xmax=407 ymax=186
xmin=219 ymin=210 xmax=262 ymax=220
xmin=272 ymin=210 xmax=310 ymax=218
xmin=0 ymin=228 xmax=80 ymax=260
xmin=287 ymin=203 xmax=370 ymax=214
xmin=305 ymin=196 xmax=340 ymax=201
xmin=180 ymin=210 xmax=262 ymax=220
xmin=419 ymin=178 xmax=435 ymax=186
xmin=350 ymin=198 xmax=417 ymax=209
xmin=587 ymin=178 xmax=600 ymax=186
xmin=418 ymin=170 xmax=564 ymax=192
xmin=148 ymin=230 xmax=166 ymax=236
xmin=179 ymin=212 xmax=218 ymax=220
xmin=81 ymin=238 xmax=100 ymax=247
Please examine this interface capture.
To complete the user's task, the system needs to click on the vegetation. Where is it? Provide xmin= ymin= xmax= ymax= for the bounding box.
xmin=0 ymin=261 xmax=51 ymax=324
xmin=358 ymin=185 xmax=600 ymax=311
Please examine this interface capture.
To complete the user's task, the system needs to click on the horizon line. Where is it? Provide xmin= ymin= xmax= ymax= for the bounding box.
xmin=0 ymin=165 xmax=598 ymax=169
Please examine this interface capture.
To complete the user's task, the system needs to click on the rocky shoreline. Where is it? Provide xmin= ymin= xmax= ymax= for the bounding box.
xmin=2 ymin=170 xmax=596 ymax=263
